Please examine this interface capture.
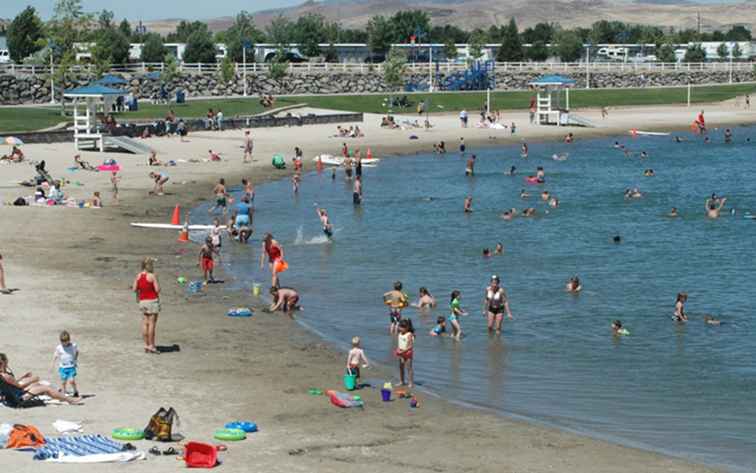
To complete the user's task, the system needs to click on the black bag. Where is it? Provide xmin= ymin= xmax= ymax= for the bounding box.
xmin=143 ymin=407 xmax=179 ymax=441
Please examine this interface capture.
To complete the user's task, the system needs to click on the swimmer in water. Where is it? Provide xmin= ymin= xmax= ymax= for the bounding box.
xmin=541 ymin=190 xmax=550 ymax=201
xmin=464 ymin=196 xmax=473 ymax=213
xmin=331 ymin=168 xmax=336 ymax=180
xmin=674 ymin=292 xmax=688 ymax=322
xmin=705 ymin=195 xmax=726 ymax=218
xmin=724 ymin=128 xmax=732 ymax=143
xmin=484 ymin=275 xmax=513 ymax=334
xmin=482 ymin=248 xmax=492 ymax=257
xmin=613 ymin=235 xmax=622 ymax=244
xmin=564 ymin=133 xmax=573 ymax=143
xmin=465 ymin=154 xmax=476 ymax=176
xmin=548 ymin=196 xmax=559 ymax=208
xmin=613 ymin=141 xmax=624 ymax=149
xmin=612 ymin=320 xmax=629 ymax=336
xmin=668 ymin=207 xmax=679 ymax=217
xmin=507 ymin=165 xmax=517 ymax=176
xmin=430 ymin=316 xmax=447 ymax=336
xmin=704 ymin=136 xmax=711 ymax=144
xmin=704 ymin=315 xmax=721 ymax=325
xmin=536 ymin=166 xmax=545 ymax=182
xmin=522 ymin=207 xmax=536 ymax=217
xmin=520 ymin=143 xmax=528 ymax=158
xmin=413 ymin=287 xmax=436 ymax=309
xmin=624 ymin=188 xmax=643 ymax=199
xmin=520 ymin=189 xmax=530 ymax=199
xmin=494 ymin=242 xmax=504 ymax=255
xmin=501 ymin=210 xmax=513 ymax=220
xmin=565 ymin=275 xmax=582 ymax=293
xmin=640 ymin=151 xmax=648 ymax=159
xmin=643 ymin=169 xmax=655 ymax=177
xmin=315 ymin=206 xmax=334 ymax=238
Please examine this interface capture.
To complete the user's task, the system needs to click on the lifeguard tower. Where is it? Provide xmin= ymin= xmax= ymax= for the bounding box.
xmin=529 ymin=75 xmax=576 ymax=126
xmin=64 ymin=84 xmax=125 ymax=151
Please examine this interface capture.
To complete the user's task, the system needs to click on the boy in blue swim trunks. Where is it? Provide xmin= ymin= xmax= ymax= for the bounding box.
xmin=52 ymin=330 xmax=79 ymax=397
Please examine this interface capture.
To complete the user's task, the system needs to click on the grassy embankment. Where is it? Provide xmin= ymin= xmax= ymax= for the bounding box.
xmin=2 ymin=83 xmax=755 ymax=133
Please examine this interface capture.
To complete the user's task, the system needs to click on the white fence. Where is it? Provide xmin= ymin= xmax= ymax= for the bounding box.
xmin=1 ymin=61 xmax=755 ymax=76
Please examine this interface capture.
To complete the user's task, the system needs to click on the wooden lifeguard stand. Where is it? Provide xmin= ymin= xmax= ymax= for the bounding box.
xmin=528 ymin=75 xmax=576 ymax=126
xmin=63 ymin=85 xmax=125 ymax=151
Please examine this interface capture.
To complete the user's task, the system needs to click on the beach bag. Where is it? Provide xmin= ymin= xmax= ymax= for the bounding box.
xmin=143 ymin=407 xmax=179 ymax=442
xmin=6 ymin=424 xmax=45 ymax=449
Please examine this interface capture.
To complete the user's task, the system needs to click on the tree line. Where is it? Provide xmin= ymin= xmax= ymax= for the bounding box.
xmin=6 ymin=1 xmax=753 ymax=67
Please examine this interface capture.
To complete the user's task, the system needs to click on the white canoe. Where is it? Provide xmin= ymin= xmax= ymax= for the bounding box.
xmin=312 ymin=155 xmax=380 ymax=166
xmin=131 ymin=223 xmax=226 ymax=231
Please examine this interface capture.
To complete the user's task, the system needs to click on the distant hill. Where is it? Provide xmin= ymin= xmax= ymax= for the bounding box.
xmin=143 ymin=0 xmax=756 ymax=36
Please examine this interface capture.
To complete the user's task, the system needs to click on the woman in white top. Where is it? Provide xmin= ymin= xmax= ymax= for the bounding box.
xmin=484 ymin=275 xmax=513 ymax=334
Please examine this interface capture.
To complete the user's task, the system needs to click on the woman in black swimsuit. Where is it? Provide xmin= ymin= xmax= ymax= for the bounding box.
xmin=484 ymin=275 xmax=513 ymax=333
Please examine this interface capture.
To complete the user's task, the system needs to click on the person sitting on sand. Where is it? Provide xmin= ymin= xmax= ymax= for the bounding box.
xmin=74 ymin=154 xmax=96 ymax=170
xmin=674 ymin=292 xmax=688 ymax=322
xmin=464 ymin=196 xmax=473 ymax=213
xmin=705 ymin=196 xmax=726 ymax=219
xmin=704 ymin=315 xmax=721 ymax=325
xmin=148 ymin=151 xmax=163 ymax=166
xmin=148 ymin=171 xmax=169 ymax=195
xmin=88 ymin=191 xmax=102 ymax=208
xmin=269 ymin=287 xmax=300 ymax=319
xmin=0 ymin=353 xmax=81 ymax=405
xmin=668 ymin=207 xmax=679 ymax=218
xmin=8 ymin=146 xmax=24 ymax=162
xmin=566 ymin=276 xmax=582 ymax=293
xmin=208 ymin=150 xmax=221 ymax=162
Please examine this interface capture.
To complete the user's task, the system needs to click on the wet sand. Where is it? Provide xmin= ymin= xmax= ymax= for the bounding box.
xmin=1 ymin=103 xmax=750 ymax=472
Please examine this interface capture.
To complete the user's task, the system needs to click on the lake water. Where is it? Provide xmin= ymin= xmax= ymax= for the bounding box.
xmin=191 ymin=129 xmax=756 ymax=472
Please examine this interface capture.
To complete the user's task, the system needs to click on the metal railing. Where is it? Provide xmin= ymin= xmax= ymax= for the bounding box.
xmin=1 ymin=61 xmax=755 ymax=76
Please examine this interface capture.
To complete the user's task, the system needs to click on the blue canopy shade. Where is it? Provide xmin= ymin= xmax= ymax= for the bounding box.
xmin=96 ymin=74 xmax=129 ymax=86
xmin=529 ymin=74 xmax=577 ymax=87
xmin=64 ymin=85 xmax=126 ymax=97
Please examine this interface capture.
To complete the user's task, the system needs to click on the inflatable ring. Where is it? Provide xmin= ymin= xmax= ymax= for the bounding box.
xmin=308 ymin=388 xmax=323 ymax=396
xmin=112 ymin=427 xmax=145 ymax=441
xmin=214 ymin=428 xmax=247 ymax=441
xmin=225 ymin=421 xmax=258 ymax=433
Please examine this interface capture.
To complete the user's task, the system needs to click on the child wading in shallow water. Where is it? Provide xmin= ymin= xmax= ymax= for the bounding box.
xmin=449 ymin=290 xmax=468 ymax=340
xmin=396 ymin=319 xmax=415 ymax=387
xmin=383 ymin=281 xmax=408 ymax=335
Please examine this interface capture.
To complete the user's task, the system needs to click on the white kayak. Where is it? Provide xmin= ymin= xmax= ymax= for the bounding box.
xmin=131 ymin=223 xmax=226 ymax=231
xmin=313 ymin=154 xmax=380 ymax=166
xmin=631 ymin=130 xmax=671 ymax=136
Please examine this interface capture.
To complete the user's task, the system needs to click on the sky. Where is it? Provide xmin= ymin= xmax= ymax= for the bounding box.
xmin=0 ymin=0 xmax=305 ymax=20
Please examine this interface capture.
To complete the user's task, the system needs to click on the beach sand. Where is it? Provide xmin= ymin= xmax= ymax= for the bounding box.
xmin=1 ymin=102 xmax=750 ymax=472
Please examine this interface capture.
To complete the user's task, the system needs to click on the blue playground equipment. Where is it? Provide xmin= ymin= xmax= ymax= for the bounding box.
xmin=404 ymin=60 xmax=496 ymax=92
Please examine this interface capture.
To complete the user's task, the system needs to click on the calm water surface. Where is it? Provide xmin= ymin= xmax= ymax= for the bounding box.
xmin=192 ymin=129 xmax=756 ymax=472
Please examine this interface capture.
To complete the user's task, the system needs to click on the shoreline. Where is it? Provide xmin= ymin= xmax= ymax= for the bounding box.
xmin=1 ymin=104 xmax=746 ymax=472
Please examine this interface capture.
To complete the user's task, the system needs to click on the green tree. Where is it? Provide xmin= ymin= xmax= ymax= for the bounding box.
xmin=683 ymin=44 xmax=706 ymax=63
xmin=521 ymin=22 xmax=555 ymax=43
xmin=49 ymin=0 xmax=91 ymax=59
xmin=7 ymin=6 xmax=44 ymax=62
xmin=92 ymin=27 xmax=130 ymax=66
xmin=183 ymin=27 xmax=217 ymax=63
xmin=225 ymin=11 xmax=264 ymax=62
xmin=496 ymin=18 xmax=523 ymax=61
xmin=383 ymin=47 xmax=407 ymax=89
xmin=731 ymin=43 xmax=743 ymax=61
xmin=219 ymin=55 xmax=235 ymax=83
xmin=269 ymin=46 xmax=288 ymax=81
xmin=324 ymin=43 xmax=338 ymax=63
xmin=526 ymin=40 xmax=549 ymax=61
xmin=295 ymin=13 xmax=326 ymax=57
xmin=554 ymin=30 xmax=583 ymax=62
xmin=118 ymin=19 xmax=132 ymax=40
xmin=716 ymin=42 xmax=729 ymax=61
xmin=429 ymin=25 xmax=469 ymax=43
xmin=167 ymin=20 xmax=207 ymax=43
xmin=443 ymin=38 xmax=458 ymax=61
xmin=390 ymin=10 xmax=430 ymax=43
xmin=467 ymin=30 xmax=486 ymax=62
xmin=266 ymin=16 xmax=293 ymax=45
xmin=97 ymin=10 xmax=114 ymax=30
xmin=367 ymin=15 xmax=393 ymax=55
xmin=141 ymin=33 xmax=167 ymax=62
xmin=656 ymin=43 xmax=676 ymax=63
xmin=162 ymin=52 xmax=179 ymax=83
xmin=725 ymin=25 xmax=751 ymax=41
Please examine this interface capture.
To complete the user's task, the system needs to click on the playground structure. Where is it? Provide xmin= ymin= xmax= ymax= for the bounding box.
xmin=405 ymin=61 xmax=496 ymax=92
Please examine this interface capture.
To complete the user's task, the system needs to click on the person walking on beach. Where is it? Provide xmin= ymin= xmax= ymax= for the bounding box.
xmin=0 ymin=253 xmax=8 ymax=295
xmin=52 ymin=330 xmax=79 ymax=397
xmin=449 ymin=290 xmax=468 ymax=340
xmin=346 ymin=337 xmax=370 ymax=384
xmin=199 ymin=237 xmax=217 ymax=284
xmin=674 ymin=293 xmax=688 ymax=322
xmin=209 ymin=178 xmax=229 ymax=215
xmin=396 ymin=319 xmax=415 ymax=387
xmin=484 ymin=275 xmax=513 ymax=334
xmin=243 ymin=131 xmax=253 ymax=163
xmin=132 ymin=258 xmax=161 ymax=354
xmin=384 ymin=281 xmax=409 ymax=335
xmin=459 ymin=109 xmax=468 ymax=128
xmin=110 ymin=171 xmax=120 ymax=204
xmin=353 ymin=176 xmax=362 ymax=205
xmin=260 ymin=233 xmax=284 ymax=288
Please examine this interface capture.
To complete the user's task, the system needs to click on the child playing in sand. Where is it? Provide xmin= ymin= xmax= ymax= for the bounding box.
xmin=199 ymin=237 xmax=216 ymax=284
xmin=430 ymin=316 xmax=447 ymax=336
xmin=110 ymin=172 xmax=120 ymax=204
xmin=148 ymin=171 xmax=169 ymax=195
xmin=52 ymin=330 xmax=79 ymax=397
xmin=346 ymin=337 xmax=370 ymax=384
xmin=384 ymin=281 xmax=409 ymax=335
xmin=396 ymin=319 xmax=415 ymax=387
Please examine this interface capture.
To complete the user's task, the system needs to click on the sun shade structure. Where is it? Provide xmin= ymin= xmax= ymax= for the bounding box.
xmin=528 ymin=74 xmax=577 ymax=126
xmin=64 ymin=85 xmax=126 ymax=151
xmin=95 ymin=74 xmax=130 ymax=86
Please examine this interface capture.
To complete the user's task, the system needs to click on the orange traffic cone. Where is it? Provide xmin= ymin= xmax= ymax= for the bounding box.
xmin=177 ymin=223 xmax=189 ymax=243
xmin=171 ymin=205 xmax=181 ymax=225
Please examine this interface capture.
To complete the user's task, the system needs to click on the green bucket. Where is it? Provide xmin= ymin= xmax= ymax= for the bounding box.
xmin=343 ymin=373 xmax=357 ymax=391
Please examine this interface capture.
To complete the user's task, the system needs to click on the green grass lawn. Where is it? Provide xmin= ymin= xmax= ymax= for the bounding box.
xmin=2 ymin=83 xmax=755 ymax=133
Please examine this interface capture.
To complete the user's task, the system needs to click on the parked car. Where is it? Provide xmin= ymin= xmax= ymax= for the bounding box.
xmin=0 ymin=49 xmax=11 ymax=64
xmin=364 ymin=53 xmax=385 ymax=64
xmin=264 ymin=51 xmax=307 ymax=63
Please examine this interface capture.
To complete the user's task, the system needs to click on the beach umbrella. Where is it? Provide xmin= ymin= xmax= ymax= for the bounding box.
xmin=5 ymin=137 xmax=23 ymax=146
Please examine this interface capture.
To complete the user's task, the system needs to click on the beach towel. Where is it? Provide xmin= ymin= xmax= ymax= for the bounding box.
xmin=33 ymin=435 xmax=139 ymax=462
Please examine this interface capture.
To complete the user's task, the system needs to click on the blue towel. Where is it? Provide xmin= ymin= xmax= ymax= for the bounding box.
xmin=33 ymin=435 xmax=125 ymax=460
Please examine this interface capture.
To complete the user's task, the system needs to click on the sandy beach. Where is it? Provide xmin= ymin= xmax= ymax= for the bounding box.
xmin=1 ymin=101 xmax=751 ymax=472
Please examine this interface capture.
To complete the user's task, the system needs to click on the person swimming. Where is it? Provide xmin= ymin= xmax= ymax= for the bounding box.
xmin=704 ymin=315 xmax=721 ymax=325
xmin=501 ymin=210 xmax=513 ymax=221
xmin=464 ymin=196 xmax=473 ymax=213
xmin=507 ymin=165 xmax=517 ymax=176
xmin=624 ymin=188 xmax=643 ymax=199
xmin=520 ymin=143 xmax=528 ymax=158
xmin=315 ymin=205 xmax=334 ymax=238
xmin=520 ymin=189 xmax=530 ymax=199
xmin=541 ymin=190 xmax=550 ymax=201
xmin=612 ymin=320 xmax=629 ymax=336
xmin=674 ymin=292 xmax=688 ymax=322
xmin=522 ymin=207 xmax=536 ymax=217
xmin=430 ymin=316 xmax=447 ymax=336
xmin=482 ymin=248 xmax=492 ymax=257
xmin=643 ymin=169 xmax=655 ymax=177
xmin=724 ymin=129 xmax=732 ymax=143
xmin=705 ymin=195 xmax=726 ymax=218
xmin=566 ymin=276 xmax=582 ymax=293
xmin=548 ymin=196 xmax=559 ymax=208
xmin=413 ymin=287 xmax=436 ymax=309
xmin=613 ymin=235 xmax=622 ymax=244
xmin=494 ymin=242 xmax=504 ymax=254
xmin=668 ymin=207 xmax=679 ymax=217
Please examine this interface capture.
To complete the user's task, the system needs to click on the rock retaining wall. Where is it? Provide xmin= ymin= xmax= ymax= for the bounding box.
xmin=2 ymin=70 xmax=755 ymax=105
